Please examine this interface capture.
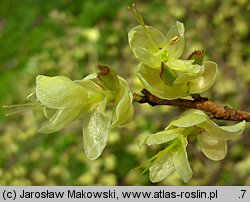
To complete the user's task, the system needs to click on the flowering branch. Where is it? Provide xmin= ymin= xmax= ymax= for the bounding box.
xmin=133 ymin=89 xmax=250 ymax=122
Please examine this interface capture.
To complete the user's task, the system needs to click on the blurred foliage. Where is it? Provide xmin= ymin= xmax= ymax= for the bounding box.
xmin=1 ymin=0 xmax=250 ymax=185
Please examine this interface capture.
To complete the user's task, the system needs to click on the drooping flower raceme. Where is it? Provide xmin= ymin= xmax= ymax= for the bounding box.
xmin=128 ymin=22 xmax=218 ymax=99
xmin=141 ymin=110 xmax=245 ymax=183
xmin=35 ymin=65 xmax=134 ymax=160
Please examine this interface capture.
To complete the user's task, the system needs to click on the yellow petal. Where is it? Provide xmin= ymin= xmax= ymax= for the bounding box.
xmin=38 ymin=108 xmax=80 ymax=133
xmin=111 ymin=77 xmax=134 ymax=127
xmin=137 ymin=64 xmax=189 ymax=99
xmin=149 ymin=152 xmax=175 ymax=183
xmin=82 ymin=103 xmax=110 ymax=160
xmin=128 ymin=25 xmax=164 ymax=67
xmin=189 ymin=61 xmax=218 ymax=94
xmin=173 ymin=137 xmax=193 ymax=183
xmin=164 ymin=21 xmax=185 ymax=59
xmin=197 ymin=133 xmax=227 ymax=161
xmin=36 ymin=75 xmax=89 ymax=109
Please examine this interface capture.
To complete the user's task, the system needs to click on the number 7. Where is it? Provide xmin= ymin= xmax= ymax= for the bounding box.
xmin=241 ymin=190 xmax=246 ymax=198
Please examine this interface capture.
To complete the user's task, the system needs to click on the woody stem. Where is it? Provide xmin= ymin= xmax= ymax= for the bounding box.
xmin=133 ymin=89 xmax=250 ymax=122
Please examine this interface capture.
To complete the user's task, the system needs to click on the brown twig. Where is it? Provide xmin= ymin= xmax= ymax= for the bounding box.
xmin=133 ymin=89 xmax=250 ymax=122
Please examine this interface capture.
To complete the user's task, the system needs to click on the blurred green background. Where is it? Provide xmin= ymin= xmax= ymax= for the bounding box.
xmin=1 ymin=0 xmax=250 ymax=185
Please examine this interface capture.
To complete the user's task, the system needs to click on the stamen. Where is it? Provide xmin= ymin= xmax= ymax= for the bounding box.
xmin=129 ymin=3 xmax=158 ymax=50
xmin=169 ymin=36 xmax=180 ymax=45
xmin=27 ymin=92 xmax=36 ymax=101
xmin=3 ymin=102 xmax=41 ymax=116
xmin=193 ymin=125 xmax=207 ymax=135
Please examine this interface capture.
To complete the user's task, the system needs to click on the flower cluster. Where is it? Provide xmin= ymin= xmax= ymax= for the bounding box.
xmin=128 ymin=21 xmax=218 ymax=99
xmin=127 ymin=7 xmax=245 ymax=183
xmin=35 ymin=65 xmax=134 ymax=160
xmin=141 ymin=110 xmax=245 ymax=183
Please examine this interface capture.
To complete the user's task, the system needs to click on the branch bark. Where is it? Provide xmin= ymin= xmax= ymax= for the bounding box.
xmin=133 ymin=89 xmax=250 ymax=122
